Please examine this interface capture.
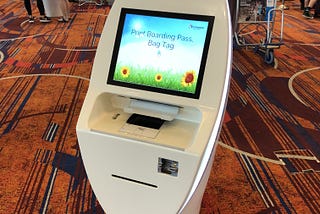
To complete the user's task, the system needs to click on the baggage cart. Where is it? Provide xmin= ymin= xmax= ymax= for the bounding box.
xmin=233 ymin=0 xmax=285 ymax=66
xmin=78 ymin=0 xmax=103 ymax=6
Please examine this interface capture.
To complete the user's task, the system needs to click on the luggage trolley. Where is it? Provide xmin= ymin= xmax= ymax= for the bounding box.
xmin=233 ymin=0 xmax=285 ymax=66
xmin=78 ymin=0 xmax=103 ymax=6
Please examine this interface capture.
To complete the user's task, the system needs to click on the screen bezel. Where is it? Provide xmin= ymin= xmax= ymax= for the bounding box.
xmin=107 ymin=8 xmax=215 ymax=99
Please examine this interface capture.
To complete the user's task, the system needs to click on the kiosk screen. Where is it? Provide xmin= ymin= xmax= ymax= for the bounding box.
xmin=107 ymin=8 xmax=214 ymax=99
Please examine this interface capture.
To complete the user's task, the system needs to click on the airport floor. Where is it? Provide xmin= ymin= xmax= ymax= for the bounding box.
xmin=0 ymin=0 xmax=319 ymax=213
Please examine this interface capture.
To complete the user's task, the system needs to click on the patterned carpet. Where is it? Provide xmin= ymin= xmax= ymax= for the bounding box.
xmin=0 ymin=0 xmax=319 ymax=213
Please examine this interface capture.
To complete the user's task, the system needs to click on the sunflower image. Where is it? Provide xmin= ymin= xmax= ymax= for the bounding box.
xmin=155 ymin=74 xmax=163 ymax=82
xmin=181 ymin=70 xmax=196 ymax=87
xmin=120 ymin=66 xmax=130 ymax=78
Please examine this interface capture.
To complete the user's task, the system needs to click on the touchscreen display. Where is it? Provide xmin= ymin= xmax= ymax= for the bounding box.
xmin=107 ymin=8 xmax=214 ymax=99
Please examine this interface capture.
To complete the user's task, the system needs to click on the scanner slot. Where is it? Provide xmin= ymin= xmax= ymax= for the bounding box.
xmin=127 ymin=114 xmax=165 ymax=129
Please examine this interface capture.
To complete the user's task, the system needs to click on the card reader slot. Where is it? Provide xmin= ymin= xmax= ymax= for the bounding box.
xmin=127 ymin=113 xmax=164 ymax=129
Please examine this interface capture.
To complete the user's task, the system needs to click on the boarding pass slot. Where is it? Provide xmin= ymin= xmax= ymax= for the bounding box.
xmin=111 ymin=95 xmax=180 ymax=121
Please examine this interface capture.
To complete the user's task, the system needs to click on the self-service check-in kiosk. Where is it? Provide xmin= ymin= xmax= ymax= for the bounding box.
xmin=76 ymin=0 xmax=232 ymax=213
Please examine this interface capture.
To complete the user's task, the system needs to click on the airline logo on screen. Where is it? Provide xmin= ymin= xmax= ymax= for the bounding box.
xmin=188 ymin=24 xmax=206 ymax=30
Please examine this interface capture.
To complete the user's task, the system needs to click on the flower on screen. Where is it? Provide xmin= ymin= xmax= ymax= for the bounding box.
xmin=181 ymin=70 xmax=196 ymax=87
xmin=120 ymin=66 xmax=130 ymax=78
xmin=155 ymin=74 xmax=163 ymax=82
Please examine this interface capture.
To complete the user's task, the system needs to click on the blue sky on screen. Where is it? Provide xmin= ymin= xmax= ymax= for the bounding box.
xmin=116 ymin=13 xmax=209 ymax=74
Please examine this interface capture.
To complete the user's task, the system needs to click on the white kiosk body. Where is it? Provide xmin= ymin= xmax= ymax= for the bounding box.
xmin=76 ymin=0 xmax=232 ymax=213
